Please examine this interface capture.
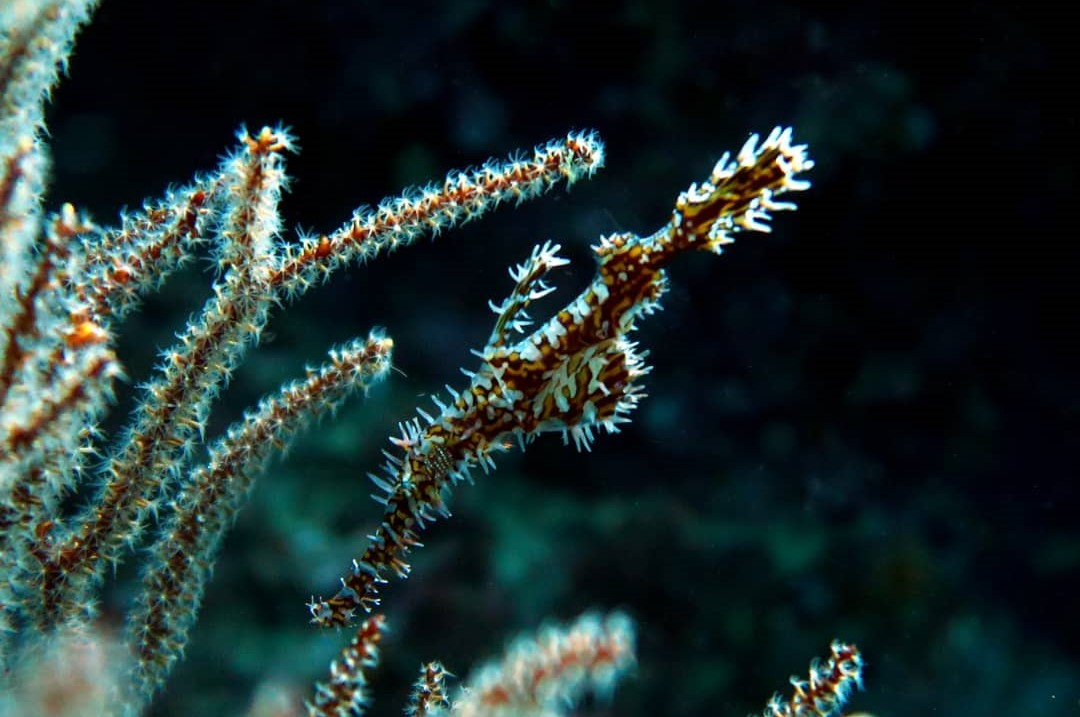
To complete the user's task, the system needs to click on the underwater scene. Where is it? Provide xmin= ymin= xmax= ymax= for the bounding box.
xmin=0 ymin=0 xmax=1073 ymax=715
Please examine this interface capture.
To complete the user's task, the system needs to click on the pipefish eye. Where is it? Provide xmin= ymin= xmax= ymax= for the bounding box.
xmin=422 ymin=444 xmax=454 ymax=482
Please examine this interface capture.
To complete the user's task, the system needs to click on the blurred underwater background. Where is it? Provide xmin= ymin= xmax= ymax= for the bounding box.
xmin=43 ymin=0 xmax=1074 ymax=714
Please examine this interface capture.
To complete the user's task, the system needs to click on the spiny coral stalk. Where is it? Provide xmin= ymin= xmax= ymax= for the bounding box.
xmin=307 ymin=614 xmax=387 ymax=717
xmin=443 ymin=611 xmax=636 ymax=717
xmin=32 ymin=126 xmax=294 ymax=629
xmin=270 ymin=131 xmax=604 ymax=297
xmin=1 ymin=0 xmax=100 ymax=310
xmin=124 ymin=334 xmax=394 ymax=713
xmin=309 ymin=127 xmax=814 ymax=629
xmin=407 ymin=662 xmax=451 ymax=717
xmin=309 ymin=612 xmax=635 ymax=717
xmin=760 ymin=641 xmax=865 ymax=717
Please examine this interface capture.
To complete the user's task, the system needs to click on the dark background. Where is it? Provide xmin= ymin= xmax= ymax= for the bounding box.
xmin=43 ymin=0 xmax=1075 ymax=715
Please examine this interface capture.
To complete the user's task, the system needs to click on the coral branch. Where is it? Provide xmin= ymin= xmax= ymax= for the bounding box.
xmin=74 ymin=174 xmax=220 ymax=323
xmin=446 ymin=611 xmax=635 ymax=717
xmin=760 ymin=641 xmax=864 ymax=717
xmin=270 ymin=132 xmax=604 ymax=299
xmin=1 ymin=0 xmax=99 ymax=289
xmin=33 ymin=126 xmax=293 ymax=628
xmin=124 ymin=334 xmax=393 ymax=710
xmin=407 ymin=662 xmax=451 ymax=717
xmin=307 ymin=614 xmax=386 ymax=717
